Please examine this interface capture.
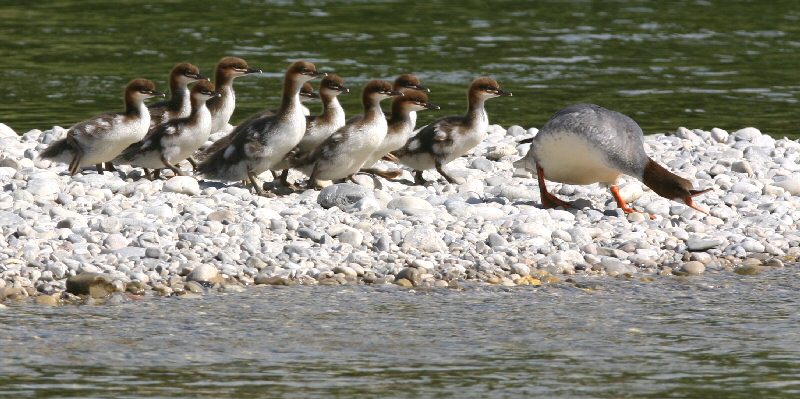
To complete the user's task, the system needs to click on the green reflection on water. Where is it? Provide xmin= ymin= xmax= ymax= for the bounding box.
xmin=0 ymin=0 xmax=798 ymax=136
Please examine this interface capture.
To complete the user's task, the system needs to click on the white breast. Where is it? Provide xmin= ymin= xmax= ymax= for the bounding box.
xmin=165 ymin=108 xmax=213 ymax=164
xmin=211 ymin=86 xmax=235 ymax=134
xmin=79 ymin=106 xmax=150 ymax=166
xmin=313 ymin=117 xmax=388 ymax=181
xmin=532 ymin=131 xmax=621 ymax=185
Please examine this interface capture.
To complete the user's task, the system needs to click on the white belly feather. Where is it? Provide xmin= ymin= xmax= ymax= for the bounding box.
xmin=532 ymin=132 xmax=621 ymax=185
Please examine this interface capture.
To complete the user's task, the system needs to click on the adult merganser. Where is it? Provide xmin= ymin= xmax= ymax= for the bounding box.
xmin=292 ymin=80 xmax=403 ymax=188
xmin=272 ymin=74 xmax=349 ymax=186
xmin=206 ymin=56 xmax=261 ymax=135
xmin=196 ymin=61 xmax=324 ymax=196
xmin=392 ymin=77 xmax=511 ymax=184
xmin=39 ymin=79 xmax=163 ymax=175
xmin=361 ymin=91 xmax=439 ymax=178
xmin=517 ymin=103 xmax=709 ymax=215
xmin=114 ymin=81 xmax=219 ymax=179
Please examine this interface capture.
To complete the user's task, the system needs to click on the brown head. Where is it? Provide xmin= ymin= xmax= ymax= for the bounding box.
xmin=319 ymin=74 xmax=349 ymax=97
xmin=394 ymin=74 xmax=429 ymax=93
xmin=125 ymin=78 xmax=163 ymax=103
xmin=468 ymin=77 xmax=512 ymax=102
xmin=391 ymin=91 xmax=440 ymax=115
xmin=299 ymin=82 xmax=319 ymax=102
xmin=362 ymin=80 xmax=403 ymax=107
xmin=170 ymin=63 xmax=207 ymax=86
xmin=642 ymin=159 xmax=710 ymax=215
xmin=190 ymin=80 xmax=220 ymax=103
xmin=285 ymin=60 xmax=324 ymax=84
xmin=215 ymin=57 xmax=261 ymax=81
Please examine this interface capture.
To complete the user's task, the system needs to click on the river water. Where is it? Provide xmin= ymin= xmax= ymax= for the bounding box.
xmin=0 ymin=0 xmax=799 ymax=136
xmin=2 ymin=268 xmax=799 ymax=398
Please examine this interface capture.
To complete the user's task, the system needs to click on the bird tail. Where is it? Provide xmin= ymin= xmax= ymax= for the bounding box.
xmin=39 ymin=138 xmax=74 ymax=161
xmin=194 ymin=147 xmax=227 ymax=178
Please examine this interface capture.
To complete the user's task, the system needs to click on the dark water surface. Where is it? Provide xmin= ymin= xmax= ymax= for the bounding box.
xmin=1 ymin=0 xmax=799 ymax=136
xmin=1 ymin=268 xmax=799 ymax=398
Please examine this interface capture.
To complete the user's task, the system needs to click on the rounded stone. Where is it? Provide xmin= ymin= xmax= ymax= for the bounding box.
xmin=103 ymin=234 xmax=128 ymax=251
xmin=187 ymin=264 xmax=221 ymax=284
xmin=681 ymin=261 xmax=706 ymax=275
xmin=317 ymin=183 xmax=373 ymax=210
xmin=163 ymin=176 xmax=200 ymax=196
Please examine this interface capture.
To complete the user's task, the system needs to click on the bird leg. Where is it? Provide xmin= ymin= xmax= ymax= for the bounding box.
xmin=413 ymin=170 xmax=427 ymax=186
xmin=186 ymin=157 xmax=198 ymax=170
xmin=610 ymin=185 xmax=655 ymax=219
xmin=68 ymin=151 xmax=83 ymax=176
xmin=362 ymin=167 xmax=403 ymax=180
xmin=153 ymin=169 xmax=162 ymax=180
xmin=143 ymin=168 xmax=153 ymax=180
xmin=536 ymin=164 xmax=572 ymax=209
xmin=435 ymin=161 xmax=457 ymax=184
xmin=247 ymin=169 xmax=269 ymax=197
xmin=95 ymin=164 xmax=104 ymax=175
xmin=382 ymin=153 xmax=400 ymax=163
xmin=161 ymin=154 xmax=184 ymax=176
xmin=104 ymin=162 xmax=117 ymax=172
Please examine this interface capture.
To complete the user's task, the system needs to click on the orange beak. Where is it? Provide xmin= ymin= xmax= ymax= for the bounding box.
xmin=684 ymin=188 xmax=712 ymax=215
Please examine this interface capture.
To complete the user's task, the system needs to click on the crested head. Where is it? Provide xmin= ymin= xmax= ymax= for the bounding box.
xmin=394 ymin=74 xmax=429 ymax=92
xmin=391 ymin=91 xmax=439 ymax=114
xmin=124 ymin=79 xmax=162 ymax=114
xmin=216 ymin=56 xmax=260 ymax=78
xmin=126 ymin=78 xmax=162 ymax=100
xmin=642 ymin=159 xmax=710 ymax=214
xmin=171 ymin=63 xmax=205 ymax=84
xmin=286 ymin=60 xmax=323 ymax=83
xmin=300 ymin=82 xmax=319 ymax=102
xmin=191 ymin=80 xmax=219 ymax=101
xmin=363 ymin=80 xmax=403 ymax=105
xmin=469 ymin=77 xmax=512 ymax=100
xmin=320 ymin=74 xmax=348 ymax=96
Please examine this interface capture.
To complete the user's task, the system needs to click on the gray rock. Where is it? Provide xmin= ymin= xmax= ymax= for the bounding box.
xmin=0 ymin=211 xmax=24 ymax=228
xmin=687 ymin=236 xmax=724 ymax=251
xmin=103 ymin=234 xmax=128 ymax=251
xmin=487 ymin=233 xmax=508 ymax=248
xmin=163 ymin=176 xmax=200 ymax=196
xmin=485 ymin=144 xmax=517 ymax=161
xmin=401 ymin=227 xmax=446 ymax=253
xmin=317 ymin=183 xmax=373 ymax=210
xmin=510 ymin=263 xmax=530 ymax=276
xmin=145 ymin=247 xmax=162 ymax=258
xmin=387 ymin=196 xmax=433 ymax=214
xmin=600 ymin=258 xmax=636 ymax=275
xmin=469 ymin=157 xmax=494 ymax=171
xmin=297 ymin=227 xmax=325 ymax=243
xmin=26 ymin=173 xmax=60 ymax=200
xmin=681 ymin=261 xmax=706 ymax=275
xmin=0 ymin=123 xmax=15 ymax=138
xmin=395 ymin=267 xmax=422 ymax=286
xmin=733 ymin=127 xmax=761 ymax=141
xmin=774 ymin=176 xmax=800 ymax=196
xmin=731 ymin=160 xmax=754 ymax=176
xmin=333 ymin=265 xmax=357 ymax=278
xmin=338 ymin=230 xmax=363 ymax=247
xmin=187 ymin=264 xmax=221 ymax=284
xmin=46 ymin=263 xmax=68 ymax=279
xmin=65 ymin=272 xmax=117 ymax=298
